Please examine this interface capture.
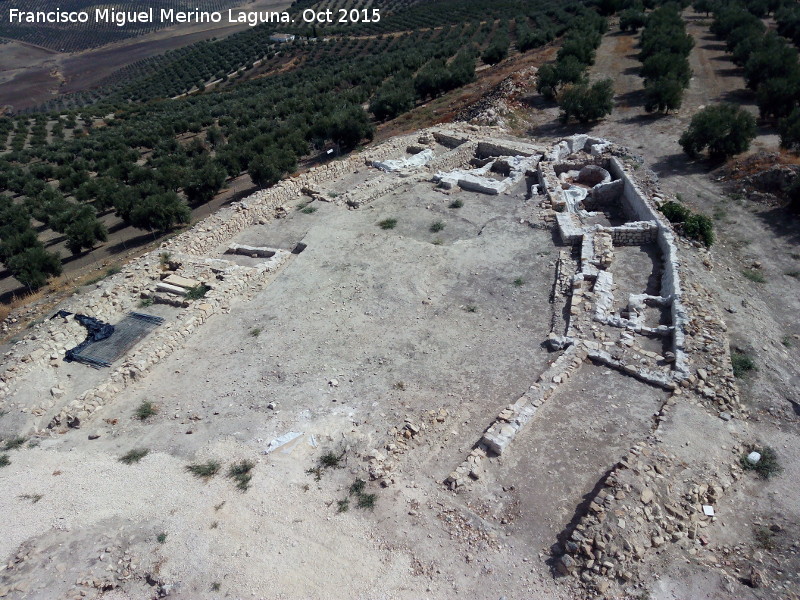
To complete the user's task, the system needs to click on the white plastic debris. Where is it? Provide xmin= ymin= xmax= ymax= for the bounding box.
xmin=702 ymin=505 xmax=715 ymax=517
xmin=263 ymin=431 xmax=303 ymax=454
xmin=747 ymin=451 xmax=761 ymax=465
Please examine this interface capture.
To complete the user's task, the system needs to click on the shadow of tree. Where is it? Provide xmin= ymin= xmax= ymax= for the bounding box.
xmin=754 ymin=206 xmax=800 ymax=246
xmin=649 ymin=152 xmax=719 ymax=178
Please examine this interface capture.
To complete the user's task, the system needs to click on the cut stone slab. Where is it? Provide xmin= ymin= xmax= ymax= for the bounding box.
xmin=226 ymin=244 xmax=278 ymax=258
xmin=156 ymin=282 xmax=188 ymax=296
xmin=163 ymin=274 xmax=202 ymax=289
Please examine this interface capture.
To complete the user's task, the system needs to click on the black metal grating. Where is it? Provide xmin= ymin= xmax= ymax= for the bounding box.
xmin=71 ymin=312 xmax=164 ymax=368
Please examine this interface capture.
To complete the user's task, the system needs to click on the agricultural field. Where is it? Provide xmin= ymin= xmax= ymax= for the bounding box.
xmin=0 ymin=0 xmax=245 ymax=51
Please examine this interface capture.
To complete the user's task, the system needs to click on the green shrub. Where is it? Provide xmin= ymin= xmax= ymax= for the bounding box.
xmin=683 ymin=214 xmax=715 ymax=247
xmin=430 ymin=220 xmax=445 ymax=232
xmin=135 ymin=401 xmax=157 ymax=421
xmin=357 ymin=493 xmax=377 ymax=510
xmin=228 ymin=459 xmax=255 ymax=491
xmin=185 ymin=284 xmax=210 ymax=300
xmin=186 ymin=460 xmax=221 ymax=479
xmin=349 ymin=478 xmax=366 ymax=496
xmin=660 ymin=201 xmax=691 ymax=223
xmin=378 ymin=218 xmax=397 ymax=230
xmin=741 ymin=446 xmax=782 ymax=479
xmin=731 ymin=351 xmax=756 ymax=377
xmin=742 ymin=269 xmax=766 ymax=283
xmin=320 ymin=451 xmax=344 ymax=468
xmin=3 ymin=436 xmax=27 ymax=451
xmin=659 ymin=202 xmax=714 ymax=246
xmin=119 ymin=448 xmax=149 ymax=464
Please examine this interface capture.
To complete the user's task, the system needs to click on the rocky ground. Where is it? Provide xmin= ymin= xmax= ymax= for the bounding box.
xmin=1 ymin=11 xmax=799 ymax=600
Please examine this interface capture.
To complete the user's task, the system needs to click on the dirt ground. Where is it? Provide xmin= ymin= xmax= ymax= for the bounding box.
xmin=0 ymin=162 xmax=584 ymax=599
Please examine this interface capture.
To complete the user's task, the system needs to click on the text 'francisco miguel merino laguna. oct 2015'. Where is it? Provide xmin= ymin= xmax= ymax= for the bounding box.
xmin=7 ymin=6 xmax=383 ymax=27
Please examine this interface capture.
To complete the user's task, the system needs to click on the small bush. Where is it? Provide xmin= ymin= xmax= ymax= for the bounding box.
xmin=157 ymin=532 xmax=167 ymax=544
xmin=211 ymin=582 xmax=221 ymax=592
xmin=185 ymin=284 xmax=210 ymax=300
xmin=119 ymin=448 xmax=149 ymax=464
xmin=19 ymin=493 xmax=43 ymax=503
xmin=228 ymin=459 xmax=255 ymax=491
xmin=139 ymin=297 xmax=154 ymax=308
xmin=753 ymin=525 xmax=775 ymax=550
xmin=659 ymin=201 xmax=714 ymax=246
xmin=378 ymin=218 xmax=397 ymax=230
xmin=301 ymin=205 xmax=318 ymax=214
xmin=742 ymin=269 xmax=766 ymax=284
xmin=731 ymin=351 xmax=756 ymax=377
xmin=682 ymin=214 xmax=715 ymax=247
xmin=307 ymin=449 xmax=345 ymax=480
xmin=306 ymin=466 xmax=323 ymax=481
xmin=357 ymin=493 xmax=377 ymax=510
xmin=429 ymin=220 xmax=445 ymax=233
xmin=0 ymin=454 xmax=10 ymax=467
xmin=741 ymin=446 xmax=782 ymax=479
xmin=3 ymin=436 xmax=27 ymax=451
xmin=320 ymin=451 xmax=344 ymax=468
xmin=349 ymin=478 xmax=366 ymax=496
xmin=336 ymin=499 xmax=350 ymax=513
xmin=465 ymin=305 xmax=478 ymax=313
xmin=159 ymin=252 xmax=171 ymax=268
xmin=660 ymin=201 xmax=691 ymax=223
xmin=513 ymin=277 xmax=525 ymax=287
xmin=249 ymin=327 xmax=262 ymax=337
xmin=186 ymin=460 xmax=221 ymax=479
xmin=449 ymin=199 xmax=464 ymax=209
xmin=135 ymin=401 xmax=157 ymax=421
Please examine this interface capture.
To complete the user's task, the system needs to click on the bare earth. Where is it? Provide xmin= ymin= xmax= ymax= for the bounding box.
xmin=0 ymin=11 xmax=799 ymax=600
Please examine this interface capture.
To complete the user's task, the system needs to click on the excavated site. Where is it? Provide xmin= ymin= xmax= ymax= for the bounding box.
xmin=0 ymin=125 xmax=791 ymax=600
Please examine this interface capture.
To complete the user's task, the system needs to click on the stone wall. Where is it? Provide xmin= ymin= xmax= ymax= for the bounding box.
xmin=602 ymin=221 xmax=658 ymax=245
xmin=606 ymin=157 xmax=689 ymax=377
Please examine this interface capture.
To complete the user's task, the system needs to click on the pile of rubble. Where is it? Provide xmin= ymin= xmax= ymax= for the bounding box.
xmin=716 ymin=151 xmax=799 ymax=206
xmin=557 ymin=438 xmax=744 ymax=597
xmin=455 ymin=66 xmax=538 ymax=127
